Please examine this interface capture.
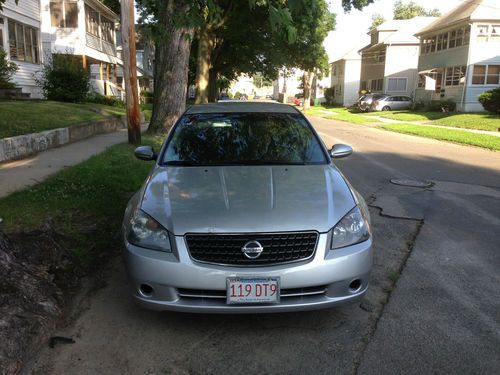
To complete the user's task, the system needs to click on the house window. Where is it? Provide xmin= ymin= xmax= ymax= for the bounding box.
xmin=456 ymin=28 xmax=464 ymax=47
xmin=7 ymin=20 xmax=39 ymax=63
xmin=477 ymin=25 xmax=489 ymax=42
xmin=464 ymin=25 xmax=470 ymax=45
xmin=332 ymin=65 xmax=337 ymax=76
xmin=387 ymin=78 xmax=407 ymax=91
xmin=449 ymin=30 xmax=457 ymax=49
xmin=472 ymin=65 xmax=486 ymax=85
xmin=437 ymin=34 xmax=443 ymax=51
xmin=486 ymin=65 xmax=500 ymax=85
xmin=101 ymin=17 xmax=114 ymax=43
xmin=445 ymin=66 xmax=466 ymax=86
xmin=50 ymin=1 xmax=78 ymax=28
xmin=491 ymin=25 xmax=500 ymax=41
xmin=85 ymin=5 xmax=100 ymax=36
xmin=370 ymin=78 xmax=383 ymax=92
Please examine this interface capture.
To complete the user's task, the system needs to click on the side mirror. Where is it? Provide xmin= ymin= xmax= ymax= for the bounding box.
xmin=134 ymin=146 xmax=157 ymax=161
xmin=330 ymin=144 xmax=353 ymax=159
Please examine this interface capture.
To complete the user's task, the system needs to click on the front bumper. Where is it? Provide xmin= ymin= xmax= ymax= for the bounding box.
xmin=123 ymin=233 xmax=373 ymax=313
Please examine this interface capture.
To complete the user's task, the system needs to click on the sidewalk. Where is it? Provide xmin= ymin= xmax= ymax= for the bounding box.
xmin=0 ymin=127 xmax=145 ymax=198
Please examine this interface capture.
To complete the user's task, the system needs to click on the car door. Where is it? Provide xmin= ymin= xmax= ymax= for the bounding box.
xmin=401 ymin=96 xmax=412 ymax=110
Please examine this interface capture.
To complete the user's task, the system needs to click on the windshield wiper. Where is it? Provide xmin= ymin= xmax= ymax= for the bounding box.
xmin=164 ymin=160 xmax=198 ymax=166
xmin=235 ymin=160 xmax=307 ymax=166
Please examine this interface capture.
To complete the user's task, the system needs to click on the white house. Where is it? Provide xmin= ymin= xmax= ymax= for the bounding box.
xmin=359 ymin=17 xmax=436 ymax=98
xmin=330 ymin=48 xmax=362 ymax=106
xmin=116 ymin=26 xmax=155 ymax=95
xmin=414 ymin=0 xmax=500 ymax=112
xmin=0 ymin=0 xmax=43 ymax=98
xmin=40 ymin=0 xmax=123 ymax=97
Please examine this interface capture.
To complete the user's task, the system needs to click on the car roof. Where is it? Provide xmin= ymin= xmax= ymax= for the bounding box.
xmin=185 ymin=101 xmax=300 ymax=114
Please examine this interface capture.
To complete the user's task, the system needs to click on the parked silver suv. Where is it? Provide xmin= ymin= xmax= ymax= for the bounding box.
xmin=371 ymin=95 xmax=413 ymax=111
xmin=122 ymin=102 xmax=373 ymax=313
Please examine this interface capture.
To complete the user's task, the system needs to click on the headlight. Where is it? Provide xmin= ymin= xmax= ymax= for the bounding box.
xmin=127 ymin=210 xmax=172 ymax=252
xmin=331 ymin=206 xmax=370 ymax=249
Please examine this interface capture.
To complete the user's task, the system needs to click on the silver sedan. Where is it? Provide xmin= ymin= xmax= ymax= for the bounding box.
xmin=122 ymin=102 xmax=373 ymax=313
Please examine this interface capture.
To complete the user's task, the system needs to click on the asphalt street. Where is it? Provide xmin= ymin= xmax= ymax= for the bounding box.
xmin=27 ymin=116 xmax=500 ymax=375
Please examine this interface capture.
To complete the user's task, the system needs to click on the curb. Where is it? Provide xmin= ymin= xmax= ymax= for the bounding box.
xmin=0 ymin=117 xmax=126 ymax=163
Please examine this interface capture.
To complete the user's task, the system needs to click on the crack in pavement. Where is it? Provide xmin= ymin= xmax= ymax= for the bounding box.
xmin=353 ymin=205 xmax=425 ymax=375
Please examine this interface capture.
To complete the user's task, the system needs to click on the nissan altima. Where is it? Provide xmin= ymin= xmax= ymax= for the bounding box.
xmin=122 ymin=102 xmax=372 ymax=313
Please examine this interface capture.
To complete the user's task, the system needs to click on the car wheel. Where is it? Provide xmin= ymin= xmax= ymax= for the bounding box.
xmin=382 ymin=106 xmax=391 ymax=111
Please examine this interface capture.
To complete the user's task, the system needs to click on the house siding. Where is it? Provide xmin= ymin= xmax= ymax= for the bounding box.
xmin=344 ymin=59 xmax=362 ymax=106
xmin=384 ymin=45 xmax=420 ymax=97
xmin=1 ymin=0 xmax=43 ymax=98
xmin=2 ymin=0 xmax=40 ymax=26
xmin=464 ymin=21 xmax=500 ymax=111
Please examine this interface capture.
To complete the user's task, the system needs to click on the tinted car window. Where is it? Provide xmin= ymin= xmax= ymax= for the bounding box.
xmin=163 ymin=113 xmax=328 ymax=166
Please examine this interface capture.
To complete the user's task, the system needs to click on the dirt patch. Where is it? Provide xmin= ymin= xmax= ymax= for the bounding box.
xmin=0 ymin=225 xmax=79 ymax=374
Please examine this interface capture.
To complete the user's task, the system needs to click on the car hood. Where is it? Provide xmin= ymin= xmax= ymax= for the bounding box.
xmin=140 ymin=165 xmax=356 ymax=235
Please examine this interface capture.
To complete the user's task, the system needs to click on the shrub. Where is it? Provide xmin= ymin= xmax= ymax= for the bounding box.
xmin=324 ymin=87 xmax=335 ymax=105
xmin=86 ymin=92 xmax=124 ymax=107
xmin=478 ymin=88 xmax=500 ymax=113
xmin=234 ymin=91 xmax=242 ymax=99
xmin=140 ymin=90 xmax=153 ymax=104
xmin=426 ymin=99 xmax=456 ymax=112
xmin=0 ymin=48 xmax=18 ymax=89
xmin=36 ymin=54 xmax=90 ymax=102
xmin=411 ymin=100 xmax=426 ymax=111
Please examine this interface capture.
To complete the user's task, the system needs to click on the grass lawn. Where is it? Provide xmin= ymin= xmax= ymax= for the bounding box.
xmin=380 ymin=123 xmax=500 ymax=151
xmin=0 ymin=101 xmax=105 ymax=139
xmin=305 ymin=106 xmax=380 ymax=124
xmin=362 ymin=110 xmax=499 ymax=132
xmin=432 ymin=113 xmax=500 ymax=132
xmin=0 ymin=100 xmax=154 ymax=139
xmin=0 ymin=135 xmax=163 ymax=265
xmin=363 ymin=111 xmax=450 ymax=122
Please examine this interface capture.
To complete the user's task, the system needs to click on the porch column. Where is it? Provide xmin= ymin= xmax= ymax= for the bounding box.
xmin=82 ymin=55 xmax=87 ymax=69
xmin=106 ymin=63 xmax=110 ymax=96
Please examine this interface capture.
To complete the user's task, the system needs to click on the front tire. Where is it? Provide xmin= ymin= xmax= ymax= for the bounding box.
xmin=382 ymin=106 xmax=391 ymax=111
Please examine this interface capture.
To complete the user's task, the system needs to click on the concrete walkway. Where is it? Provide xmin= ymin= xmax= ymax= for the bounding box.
xmin=0 ymin=127 xmax=146 ymax=198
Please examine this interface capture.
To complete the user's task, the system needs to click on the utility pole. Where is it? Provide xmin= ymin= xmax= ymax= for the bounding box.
xmin=120 ymin=0 xmax=141 ymax=144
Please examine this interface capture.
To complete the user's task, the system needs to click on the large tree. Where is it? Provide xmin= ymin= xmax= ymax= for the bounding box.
xmin=393 ymin=0 xmax=441 ymax=20
xmin=137 ymin=0 xmax=378 ymax=133
xmin=370 ymin=13 xmax=386 ymax=31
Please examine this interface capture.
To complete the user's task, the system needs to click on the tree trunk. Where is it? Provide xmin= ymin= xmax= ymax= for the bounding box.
xmin=208 ymin=68 xmax=218 ymax=102
xmin=302 ymin=70 xmax=314 ymax=111
xmin=195 ymin=27 xmax=216 ymax=104
xmin=282 ymin=68 xmax=287 ymax=93
xmin=148 ymin=1 xmax=193 ymax=134
xmin=120 ymin=0 xmax=141 ymax=144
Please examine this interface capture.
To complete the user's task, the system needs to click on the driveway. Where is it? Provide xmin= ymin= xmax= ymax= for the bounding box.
xmin=27 ymin=116 xmax=500 ymax=375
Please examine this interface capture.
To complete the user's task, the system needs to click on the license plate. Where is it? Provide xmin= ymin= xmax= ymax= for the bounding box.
xmin=226 ymin=277 xmax=280 ymax=304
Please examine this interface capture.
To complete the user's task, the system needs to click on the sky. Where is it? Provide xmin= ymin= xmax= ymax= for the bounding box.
xmin=324 ymin=0 xmax=464 ymax=61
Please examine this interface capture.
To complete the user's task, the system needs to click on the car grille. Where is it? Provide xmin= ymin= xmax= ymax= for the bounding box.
xmin=178 ymin=285 xmax=327 ymax=299
xmin=185 ymin=231 xmax=319 ymax=266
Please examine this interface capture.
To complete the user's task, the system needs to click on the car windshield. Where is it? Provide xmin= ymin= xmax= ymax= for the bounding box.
xmin=162 ymin=112 xmax=328 ymax=166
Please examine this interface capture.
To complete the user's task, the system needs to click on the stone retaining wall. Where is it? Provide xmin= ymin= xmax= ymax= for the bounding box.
xmin=0 ymin=117 xmax=126 ymax=163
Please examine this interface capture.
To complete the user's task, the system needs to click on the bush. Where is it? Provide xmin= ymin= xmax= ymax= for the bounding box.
xmin=324 ymin=87 xmax=335 ymax=105
xmin=478 ymin=88 xmax=500 ymax=113
xmin=86 ymin=92 xmax=124 ymax=107
xmin=37 ymin=54 xmax=89 ymax=102
xmin=0 ymin=48 xmax=18 ymax=89
xmin=426 ymin=99 xmax=456 ymax=112
xmin=140 ymin=90 xmax=153 ymax=104
xmin=234 ymin=91 xmax=242 ymax=99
